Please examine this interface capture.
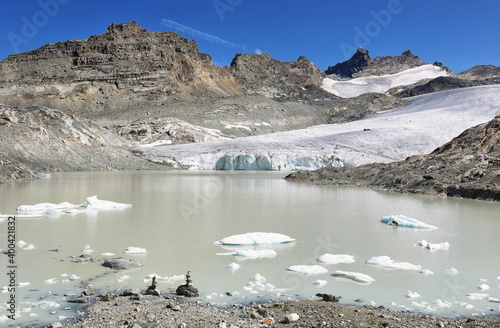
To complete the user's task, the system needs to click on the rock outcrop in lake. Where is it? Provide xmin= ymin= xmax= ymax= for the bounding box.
xmin=286 ymin=115 xmax=500 ymax=201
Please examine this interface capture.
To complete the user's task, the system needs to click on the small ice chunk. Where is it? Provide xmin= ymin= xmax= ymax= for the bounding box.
xmin=69 ymin=274 xmax=79 ymax=281
xmin=366 ymin=256 xmax=421 ymax=271
xmin=488 ymin=297 xmax=500 ymax=303
xmin=317 ymin=253 xmax=355 ymax=264
xmin=408 ymin=290 xmax=421 ymax=299
xmin=101 ymin=252 xmax=115 ymax=256
xmin=82 ymin=245 xmax=93 ymax=255
xmin=466 ymin=304 xmax=474 ymax=310
xmin=479 ymin=278 xmax=488 ymax=283
xmin=226 ymin=262 xmax=240 ymax=270
xmin=251 ymin=273 xmax=266 ymax=283
xmin=287 ymin=265 xmax=327 ymax=275
xmin=313 ymin=280 xmax=327 ymax=287
xmin=435 ymin=299 xmax=452 ymax=308
xmin=60 ymin=274 xmax=68 ymax=277
xmin=18 ymin=282 xmax=30 ymax=288
xmin=468 ymin=293 xmax=489 ymax=300
xmin=24 ymin=244 xmax=35 ymax=250
xmin=125 ymin=247 xmax=146 ymax=254
xmin=381 ymin=215 xmax=437 ymax=229
xmin=214 ymin=232 xmax=295 ymax=245
xmin=334 ymin=270 xmax=375 ymax=283
xmin=478 ymin=284 xmax=490 ymax=291
xmin=421 ymin=269 xmax=434 ymax=276
xmin=369 ymin=301 xmax=376 ymax=306
xmin=44 ymin=278 xmax=57 ymax=284
xmin=446 ymin=268 xmax=459 ymax=275
xmin=16 ymin=240 xmax=27 ymax=248
xmin=426 ymin=242 xmax=450 ymax=251
xmin=117 ymin=275 xmax=130 ymax=283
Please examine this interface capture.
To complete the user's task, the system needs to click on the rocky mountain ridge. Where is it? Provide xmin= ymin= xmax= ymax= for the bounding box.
xmin=325 ymin=47 xmax=431 ymax=78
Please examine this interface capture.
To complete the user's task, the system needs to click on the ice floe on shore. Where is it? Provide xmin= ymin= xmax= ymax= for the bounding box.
xmin=287 ymin=265 xmax=328 ymax=275
xmin=214 ymin=232 xmax=295 ymax=246
xmin=367 ymin=256 xmax=422 ymax=271
xmin=334 ymin=270 xmax=375 ymax=283
xmin=317 ymin=253 xmax=355 ymax=264
xmin=381 ymin=215 xmax=437 ymax=229
xmin=16 ymin=195 xmax=132 ymax=215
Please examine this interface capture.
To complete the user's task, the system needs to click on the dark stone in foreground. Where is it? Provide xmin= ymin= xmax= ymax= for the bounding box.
xmin=102 ymin=258 xmax=143 ymax=270
xmin=176 ymin=285 xmax=199 ymax=297
xmin=316 ymin=293 xmax=341 ymax=302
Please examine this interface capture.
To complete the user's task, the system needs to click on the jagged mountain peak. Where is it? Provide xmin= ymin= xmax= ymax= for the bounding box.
xmin=106 ymin=21 xmax=145 ymax=34
xmin=326 ymin=48 xmax=427 ymax=78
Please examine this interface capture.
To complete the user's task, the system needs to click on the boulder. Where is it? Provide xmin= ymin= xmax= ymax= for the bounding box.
xmin=102 ymin=258 xmax=142 ymax=270
xmin=175 ymin=285 xmax=199 ymax=297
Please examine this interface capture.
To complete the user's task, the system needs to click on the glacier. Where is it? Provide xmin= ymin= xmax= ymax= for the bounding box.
xmin=135 ymin=85 xmax=500 ymax=171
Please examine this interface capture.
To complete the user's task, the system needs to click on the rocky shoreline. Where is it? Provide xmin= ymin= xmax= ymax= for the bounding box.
xmin=53 ymin=292 xmax=500 ymax=328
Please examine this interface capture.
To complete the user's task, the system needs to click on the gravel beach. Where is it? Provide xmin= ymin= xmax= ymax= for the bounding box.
xmin=52 ymin=292 xmax=500 ymax=328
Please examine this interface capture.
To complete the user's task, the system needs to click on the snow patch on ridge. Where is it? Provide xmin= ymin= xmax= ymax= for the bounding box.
xmin=321 ymin=64 xmax=449 ymax=98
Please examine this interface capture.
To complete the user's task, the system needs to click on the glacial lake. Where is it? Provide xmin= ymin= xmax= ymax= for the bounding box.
xmin=1 ymin=171 xmax=499 ymax=326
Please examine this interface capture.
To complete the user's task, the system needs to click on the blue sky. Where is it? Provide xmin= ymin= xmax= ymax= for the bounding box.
xmin=0 ymin=0 xmax=499 ymax=73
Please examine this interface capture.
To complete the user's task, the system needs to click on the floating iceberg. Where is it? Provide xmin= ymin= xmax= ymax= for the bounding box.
xmin=478 ymin=284 xmax=490 ymax=291
xmin=287 ymin=265 xmax=327 ymax=275
xmin=417 ymin=240 xmax=450 ymax=250
xmin=468 ymin=293 xmax=489 ymax=300
xmin=101 ymin=252 xmax=115 ymax=256
xmin=226 ymin=262 xmax=240 ymax=270
xmin=214 ymin=232 xmax=295 ymax=246
xmin=366 ymin=256 xmax=422 ymax=271
xmin=334 ymin=270 xmax=375 ymax=283
xmin=313 ymin=280 xmax=327 ymax=287
xmin=381 ymin=215 xmax=437 ymax=229
xmin=317 ymin=253 xmax=355 ymax=264
xmin=17 ymin=202 xmax=83 ymax=214
xmin=85 ymin=195 xmax=132 ymax=210
xmin=216 ymin=249 xmax=277 ymax=258
xmin=125 ymin=247 xmax=146 ymax=254
xmin=83 ymin=245 xmax=93 ymax=255
xmin=446 ymin=268 xmax=459 ymax=275
xmin=408 ymin=290 xmax=421 ymax=300
xmin=69 ymin=274 xmax=79 ymax=281
xmin=16 ymin=195 xmax=131 ymax=215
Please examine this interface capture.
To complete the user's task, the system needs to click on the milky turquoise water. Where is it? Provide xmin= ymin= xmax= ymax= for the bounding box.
xmin=1 ymin=171 xmax=499 ymax=326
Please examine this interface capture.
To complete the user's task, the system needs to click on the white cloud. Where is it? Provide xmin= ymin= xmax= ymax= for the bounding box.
xmin=254 ymin=48 xmax=263 ymax=54
xmin=161 ymin=18 xmax=239 ymax=49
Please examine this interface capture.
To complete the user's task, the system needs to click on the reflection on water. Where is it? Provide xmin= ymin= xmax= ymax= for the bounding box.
xmin=1 ymin=171 xmax=500 ymax=326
